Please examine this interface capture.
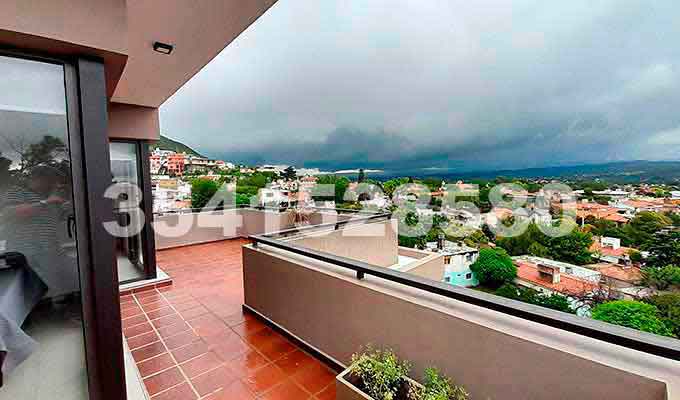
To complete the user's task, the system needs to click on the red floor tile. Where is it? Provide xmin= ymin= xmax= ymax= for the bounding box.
xmin=291 ymin=363 xmax=336 ymax=395
xmin=124 ymin=322 xmax=154 ymax=339
xmin=157 ymin=321 xmax=192 ymax=338
xmin=241 ymin=363 xmax=288 ymax=396
xmin=261 ymin=379 xmax=312 ymax=400
xmin=164 ymin=330 xmax=202 ymax=350
xmin=180 ymin=352 xmax=224 ymax=379
xmin=127 ymin=331 xmax=161 ymax=350
xmin=274 ymin=350 xmax=316 ymax=376
xmin=225 ymin=349 xmax=269 ymax=377
xmin=143 ymin=367 xmax=185 ymax=397
xmin=204 ymin=380 xmax=256 ymax=400
xmin=151 ymin=314 xmax=186 ymax=329
xmin=137 ymin=353 xmax=175 ymax=378
xmin=146 ymin=307 xmax=178 ymax=321
xmin=190 ymin=365 xmax=238 ymax=397
xmin=122 ymin=314 xmax=148 ymax=329
xmin=179 ymin=305 xmax=210 ymax=321
xmin=172 ymin=341 xmax=210 ymax=364
xmin=152 ymin=383 xmax=198 ymax=400
xmin=315 ymin=382 xmax=337 ymax=400
xmin=132 ymin=341 xmax=167 ymax=363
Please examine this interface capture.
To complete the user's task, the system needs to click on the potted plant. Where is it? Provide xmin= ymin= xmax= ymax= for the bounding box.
xmin=336 ymin=347 xmax=469 ymax=400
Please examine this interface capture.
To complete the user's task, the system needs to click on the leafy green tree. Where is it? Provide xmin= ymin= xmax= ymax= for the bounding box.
xmin=313 ymin=175 xmax=350 ymax=203
xmin=398 ymin=235 xmax=426 ymax=249
xmin=280 ymin=166 xmax=296 ymax=180
xmin=549 ymin=229 xmax=593 ymax=265
xmin=382 ymin=177 xmax=409 ymax=198
xmin=528 ymin=242 xmax=550 ymax=258
xmin=628 ymin=250 xmax=643 ymax=264
xmin=644 ymin=231 xmax=680 ymax=269
xmin=624 ymin=211 xmax=672 ymax=247
xmin=494 ymin=283 xmax=574 ymax=313
xmin=191 ymin=179 xmax=219 ymax=210
xmin=497 ymin=223 xmax=593 ymax=265
xmin=591 ymin=300 xmax=674 ymax=337
xmin=235 ymin=193 xmax=252 ymax=206
xmin=645 ymin=294 xmax=680 ymax=338
xmin=642 ymin=265 xmax=680 ymax=290
xmin=470 ymin=248 xmax=517 ymax=288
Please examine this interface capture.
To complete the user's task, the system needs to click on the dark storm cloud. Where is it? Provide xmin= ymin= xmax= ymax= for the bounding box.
xmin=160 ymin=0 xmax=680 ymax=171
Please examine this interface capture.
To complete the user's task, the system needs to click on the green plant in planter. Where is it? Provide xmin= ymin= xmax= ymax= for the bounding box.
xmin=350 ymin=347 xmax=413 ymax=400
xmin=420 ymin=368 xmax=469 ymax=400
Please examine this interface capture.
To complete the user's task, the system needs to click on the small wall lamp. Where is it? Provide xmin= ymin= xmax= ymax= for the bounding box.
xmin=153 ymin=42 xmax=174 ymax=55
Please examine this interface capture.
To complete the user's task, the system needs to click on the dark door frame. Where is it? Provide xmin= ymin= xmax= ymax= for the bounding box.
xmin=0 ymin=49 xmax=126 ymax=400
xmin=110 ymin=138 xmax=158 ymax=283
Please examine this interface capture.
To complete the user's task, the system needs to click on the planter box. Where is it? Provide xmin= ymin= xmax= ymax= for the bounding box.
xmin=336 ymin=366 xmax=423 ymax=400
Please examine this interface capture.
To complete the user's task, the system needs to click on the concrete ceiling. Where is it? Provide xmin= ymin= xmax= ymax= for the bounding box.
xmin=112 ymin=0 xmax=277 ymax=108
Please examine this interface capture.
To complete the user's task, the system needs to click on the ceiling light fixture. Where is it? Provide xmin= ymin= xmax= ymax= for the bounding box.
xmin=153 ymin=41 xmax=173 ymax=55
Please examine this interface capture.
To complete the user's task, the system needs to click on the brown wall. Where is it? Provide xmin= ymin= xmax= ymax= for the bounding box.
xmin=290 ymin=220 xmax=399 ymax=268
xmin=108 ymin=102 xmax=160 ymax=140
xmin=153 ymin=209 xmax=349 ymax=250
xmin=1 ymin=0 xmax=127 ymax=55
xmin=243 ymin=246 xmax=677 ymax=400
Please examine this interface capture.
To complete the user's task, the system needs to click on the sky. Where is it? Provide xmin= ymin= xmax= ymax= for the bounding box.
xmin=160 ymin=0 xmax=680 ymax=173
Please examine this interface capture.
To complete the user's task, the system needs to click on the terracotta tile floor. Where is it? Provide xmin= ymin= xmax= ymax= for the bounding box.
xmin=120 ymin=239 xmax=337 ymax=400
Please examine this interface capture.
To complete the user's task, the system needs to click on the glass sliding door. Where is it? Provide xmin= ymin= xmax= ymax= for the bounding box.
xmin=110 ymin=141 xmax=148 ymax=283
xmin=0 ymin=56 xmax=88 ymax=398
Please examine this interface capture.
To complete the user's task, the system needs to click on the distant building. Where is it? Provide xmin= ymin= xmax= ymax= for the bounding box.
xmin=425 ymin=240 xmax=479 ymax=287
xmin=589 ymin=236 xmax=636 ymax=265
xmin=166 ymin=153 xmax=186 ymax=176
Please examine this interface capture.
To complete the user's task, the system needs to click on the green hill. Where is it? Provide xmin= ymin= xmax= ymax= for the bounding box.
xmin=150 ymin=135 xmax=205 ymax=158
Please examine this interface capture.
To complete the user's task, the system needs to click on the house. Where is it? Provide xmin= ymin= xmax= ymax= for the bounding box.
xmin=584 ymin=262 xmax=649 ymax=300
xmin=514 ymin=259 xmax=599 ymax=315
xmin=589 ymin=236 xmax=637 ymax=265
xmin=425 ymin=239 xmax=479 ymax=287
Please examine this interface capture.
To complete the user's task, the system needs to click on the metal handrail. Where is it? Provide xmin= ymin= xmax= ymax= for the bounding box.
xmin=248 ymin=233 xmax=680 ymax=361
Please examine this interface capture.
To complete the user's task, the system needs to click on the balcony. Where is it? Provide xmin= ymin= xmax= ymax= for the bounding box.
xmin=122 ymin=209 xmax=680 ymax=400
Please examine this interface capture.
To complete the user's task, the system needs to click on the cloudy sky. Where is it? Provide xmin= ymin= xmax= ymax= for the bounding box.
xmin=160 ymin=0 xmax=680 ymax=173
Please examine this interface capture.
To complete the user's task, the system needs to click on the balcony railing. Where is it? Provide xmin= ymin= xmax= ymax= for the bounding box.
xmin=244 ymin=217 xmax=680 ymax=400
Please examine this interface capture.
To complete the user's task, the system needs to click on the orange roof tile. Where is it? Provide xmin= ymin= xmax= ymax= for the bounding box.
xmin=515 ymin=261 xmax=598 ymax=296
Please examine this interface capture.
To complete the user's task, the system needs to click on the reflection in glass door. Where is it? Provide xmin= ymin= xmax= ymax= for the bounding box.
xmin=0 ymin=56 xmax=88 ymax=399
xmin=110 ymin=142 xmax=147 ymax=283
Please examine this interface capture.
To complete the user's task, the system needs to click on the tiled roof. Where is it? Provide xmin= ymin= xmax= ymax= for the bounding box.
xmin=589 ymin=241 xmax=633 ymax=258
xmin=515 ymin=261 xmax=598 ymax=296
xmin=585 ymin=263 xmax=642 ymax=283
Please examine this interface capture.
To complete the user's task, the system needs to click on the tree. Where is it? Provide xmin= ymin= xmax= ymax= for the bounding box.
xmin=645 ymin=294 xmax=680 ymax=338
xmin=549 ymin=229 xmax=593 ymax=265
xmin=591 ymin=300 xmax=674 ymax=337
xmin=624 ymin=211 xmax=672 ymax=247
xmin=644 ymin=231 xmax=680 ymax=269
xmin=470 ymin=248 xmax=517 ymax=288
xmin=191 ymin=179 xmax=219 ymax=210
xmin=642 ymin=265 xmax=680 ymax=290
xmin=528 ymin=242 xmax=550 ymax=258
xmin=313 ymin=175 xmax=350 ymax=203
xmin=382 ymin=177 xmax=409 ymax=198
xmin=280 ymin=166 xmax=296 ymax=180
xmin=357 ymin=168 xmax=366 ymax=183
xmin=628 ymin=250 xmax=643 ymax=264
xmin=494 ymin=283 xmax=574 ymax=313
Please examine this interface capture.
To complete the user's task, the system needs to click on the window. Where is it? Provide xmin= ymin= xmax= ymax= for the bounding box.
xmin=0 ymin=54 xmax=88 ymax=399
xmin=466 ymin=273 xmax=473 ymax=280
